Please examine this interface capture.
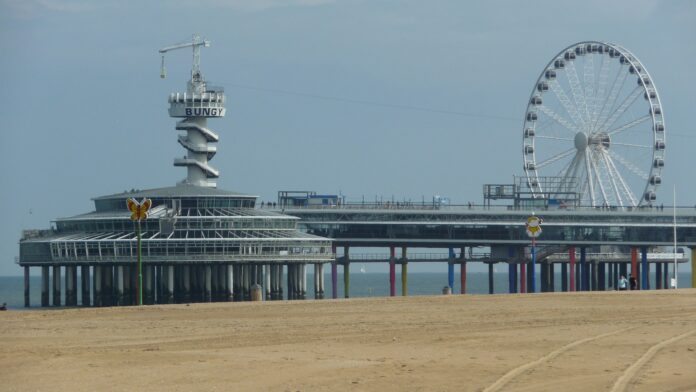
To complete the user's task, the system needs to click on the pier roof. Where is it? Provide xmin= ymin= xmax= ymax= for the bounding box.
xmin=93 ymin=184 xmax=257 ymax=201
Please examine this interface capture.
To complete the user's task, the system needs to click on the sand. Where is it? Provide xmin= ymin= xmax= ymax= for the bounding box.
xmin=1 ymin=290 xmax=695 ymax=392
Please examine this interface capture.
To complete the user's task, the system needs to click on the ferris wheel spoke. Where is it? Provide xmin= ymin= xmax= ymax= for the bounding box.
xmin=583 ymin=53 xmax=595 ymax=125
xmin=564 ymin=60 xmax=590 ymax=130
xmin=535 ymin=135 xmax=574 ymax=141
xmin=537 ymin=105 xmax=578 ymax=134
xmin=599 ymin=86 xmax=643 ymax=132
xmin=596 ymin=67 xmax=629 ymax=131
xmin=549 ymin=80 xmax=585 ymax=127
xmin=608 ymin=115 xmax=651 ymax=136
xmin=607 ymin=150 xmax=649 ymax=180
xmin=584 ymin=150 xmax=597 ymax=206
xmin=592 ymin=54 xmax=611 ymax=129
xmin=604 ymin=151 xmax=638 ymax=206
xmin=588 ymin=149 xmax=609 ymax=205
xmin=555 ymin=152 xmax=581 ymax=194
xmin=599 ymin=150 xmax=625 ymax=207
xmin=611 ymin=141 xmax=651 ymax=149
xmin=536 ymin=148 xmax=576 ymax=169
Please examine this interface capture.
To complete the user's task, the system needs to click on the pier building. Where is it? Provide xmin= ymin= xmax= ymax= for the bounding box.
xmin=18 ymin=36 xmax=333 ymax=307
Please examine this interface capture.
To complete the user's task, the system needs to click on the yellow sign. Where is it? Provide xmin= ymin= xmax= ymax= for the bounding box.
xmin=127 ymin=198 xmax=152 ymax=221
xmin=525 ymin=215 xmax=543 ymax=238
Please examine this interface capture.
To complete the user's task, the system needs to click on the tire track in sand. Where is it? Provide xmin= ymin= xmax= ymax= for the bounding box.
xmin=609 ymin=328 xmax=696 ymax=392
xmin=482 ymin=327 xmax=634 ymax=392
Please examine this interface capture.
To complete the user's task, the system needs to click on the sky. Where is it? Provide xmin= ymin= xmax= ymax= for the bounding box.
xmin=1 ymin=0 xmax=694 ymax=276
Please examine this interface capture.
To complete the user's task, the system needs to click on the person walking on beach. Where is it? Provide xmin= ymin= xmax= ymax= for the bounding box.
xmin=629 ymin=275 xmax=637 ymax=290
xmin=618 ymin=275 xmax=628 ymax=291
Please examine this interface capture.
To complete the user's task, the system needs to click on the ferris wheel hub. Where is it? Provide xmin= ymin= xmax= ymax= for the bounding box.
xmin=574 ymin=132 xmax=588 ymax=151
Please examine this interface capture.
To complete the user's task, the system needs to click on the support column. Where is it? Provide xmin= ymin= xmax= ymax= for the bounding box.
xmin=461 ymin=247 xmax=467 ymax=294
xmin=276 ymin=264 xmax=283 ymax=300
xmin=81 ymin=266 xmax=90 ymax=306
xmin=314 ymin=264 xmax=324 ymax=299
xmin=103 ymin=265 xmax=114 ymax=306
xmin=630 ymin=248 xmax=638 ymax=289
xmin=591 ymin=261 xmax=598 ymax=291
xmin=569 ymin=246 xmax=576 ymax=292
xmin=641 ymin=247 xmax=648 ymax=290
xmin=448 ymin=248 xmax=455 ymax=291
xmin=93 ymin=266 xmax=102 ymax=307
xmin=488 ymin=262 xmax=494 ymax=294
xmin=598 ymin=262 xmax=606 ymax=291
xmin=53 ymin=265 xmax=61 ymax=306
xmin=344 ymin=246 xmax=350 ymax=299
xmin=540 ymin=263 xmax=547 ymax=292
xmin=692 ymin=248 xmax=696 ymax=289
xmin=331 ymin=244 xmax=338 ymax=299
xmin=143 ymin=265 xmax=154 ymax=304
xmin=520 ymin=262 xmax=527 ymax=293
xmin=204 ymin=265 xmax=212 ymax=302
xmin=655 ymin=262 xmax=662 ymax=289
xmin=401 ymin=246 xmax=408 ymax=297
xmin=561 ymin=262 xmax=568 ymax=292
xmin=165 ymin=265 xmax=174 ymax=303
xmin=115 ymin=266 xmax=124 ymax=305
xmin=663 ymin=263 xmax=669 ymax=290
xmin=580 ymin=247 xmax=588 ymax=291
xmin=608 ymin=263 xmax=614 ymax=290
xmin=300 ymin=264 xmax=307 ymax=300
xmin=41 ymin=266 xmax=50 ymax=307
xmin=549 ymin=263 xmax=555 ymax=292
xmin=226 ymin=265 xmax=234 ymax=301
xmin=389 ymin=246 xmax=396 ymax=297
xmin=265 ymin=265 xmax=272 ymax=300
xmin=182 ymin=265 xmax=191 ymax=302
xmin=24 ymin=266 xmax=30 ymax=307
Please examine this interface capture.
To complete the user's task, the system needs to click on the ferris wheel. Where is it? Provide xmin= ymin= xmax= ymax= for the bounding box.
xmin=522 ymin=41 xmax=665 ymax=207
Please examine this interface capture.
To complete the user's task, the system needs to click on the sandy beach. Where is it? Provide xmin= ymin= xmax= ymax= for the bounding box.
xmin=2 ymin=290 xmax=695 ymax=392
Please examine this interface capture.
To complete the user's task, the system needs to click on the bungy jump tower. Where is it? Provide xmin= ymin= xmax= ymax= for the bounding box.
xmin=18 ymin=36 xmax=334 ymax=307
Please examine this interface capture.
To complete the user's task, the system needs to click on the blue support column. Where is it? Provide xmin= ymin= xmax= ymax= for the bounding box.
xmin=641 ymin=247 xmax=648 ymax=290
xmin=508 ymin=263 xmax=517 ymax=293
xmin=447 ymin=248 xmax=455 ymax=290
xmin=580 ymin=247 xmax=588 ymax=291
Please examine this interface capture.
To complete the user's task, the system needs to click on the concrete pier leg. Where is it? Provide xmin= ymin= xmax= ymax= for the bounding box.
xmin=314 ymin=264 xmax=324 ymax=299
xmin=93 ymin=266 xmax=102 ymax=307
xmin=166 ymin=266 xmax=174 ymax=303
xmin=204 ymin=265 xmax=212 ymax=302
xmin=540 ymin=263 xmax=547 ymax=292
xmin=287 ymin=264 xmax=294 ymax=300
xmin=105 ymin=266 xmax=115 ymax=306
xmin=142 ymin=266 xmax=152 ymax=305
xmin=81 ymin=266 xmax=91 ymax=306
xmin=53 ymin=265 xmax=61 ymax=306
xmin=115 ymin=266 xmax=124 ymax=305
xmin=508 ymin=263 xmax=515 ymax=294
xmin=226 ymin=265 xmax=233 ymax=301
xmin=656 ymin=262 xmax=662 ymax=289
xmin=630 ymin=248 xmax=638 ymax=288
xmin=641 ymin=247 xmax=648 ymax=290
xmin=569 ymin=247 xmax=576 ymax=292
xmin=331 ymin=244 xmax=337 ymax=299
xmin=129 ymin=265 xmax=137 ymax=305
xmin=663 ymin=263 xmax=669 ymax=290
xmin=590 ymin=262 xmax=597 ymax=291
xmin=244 ymin=264 xmax=252 ymax=301
xmin=182 ymin=265 xmax=191 ymax=302
xmin=561 ymin=262 xmax=568 ymax=292
xmin=461 ymin=247 xmax=468 ymax=295
xmin=389 ymin=246 xmax=396 ymax=297
xmin=580 ymin=248 xmax=587 ymax=291
xmin=527 ymin=261 xmax=534 ymax=293
xmin=598 ymin=262 xmax=605 ymax=291
xmin=608 ymin=263 xmax=614 ymax=289
xmin=278 ymin=264 xmax=285 ymax=300
xmin=344 ymin=246 xmax=351 ymax=299
xmin=264 ymin=265 xmax=271 ymax=300
xmin=24 ymin=266 xmax=30 ymax=307
xmin=41 ymin=266 xmax=50 ymax=307
xmin=300 ymin=264 xmax=307 ymax=300
xmin=488 ymin=263 xmax=494 ymax=294
xmin=448 ymin=248 xmax=455 ymax=291
xmin=549 ymin=263 xmax=555 ymax=292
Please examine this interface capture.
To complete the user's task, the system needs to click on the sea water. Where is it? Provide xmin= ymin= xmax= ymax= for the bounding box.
xmin=0 ymin=272 xmax=692 ymax=310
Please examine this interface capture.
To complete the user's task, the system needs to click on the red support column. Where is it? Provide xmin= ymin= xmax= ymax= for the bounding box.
xmin=460 ymin=247 xmax=467 ymax=294
xmin=520 ymin=262 xmax=527 ymax=293
xmin=389 ymin=246 xmax=396 ymax=297
xmin=569 ymin=246 xmax=576 ymax=292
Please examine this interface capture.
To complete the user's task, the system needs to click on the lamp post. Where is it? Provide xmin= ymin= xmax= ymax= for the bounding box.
xmin=127 ymin=198 xmax=152 ymax=305
xmin=526 ymin=214 xmax=543 ymax=293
